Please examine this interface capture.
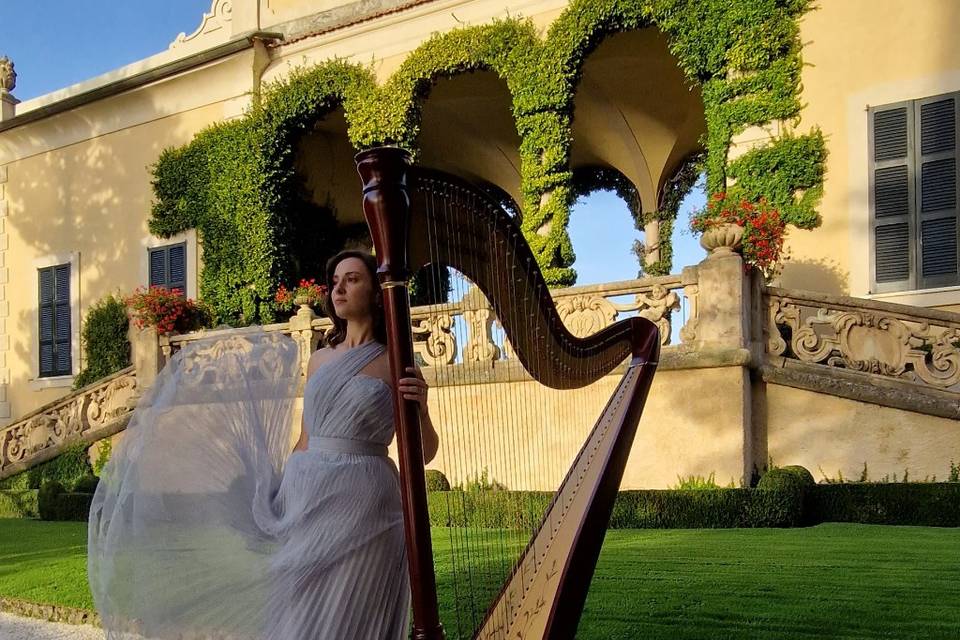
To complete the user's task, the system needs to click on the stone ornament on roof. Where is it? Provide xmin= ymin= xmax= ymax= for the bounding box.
xmin=0 ymin=57 xmax=16 ymax=95
xmin=169 ymin=0 xmax=233 ymax=50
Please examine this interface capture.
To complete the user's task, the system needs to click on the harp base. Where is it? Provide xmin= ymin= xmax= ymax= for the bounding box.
xmin=412 ymin=623 xmax=446 ymax=640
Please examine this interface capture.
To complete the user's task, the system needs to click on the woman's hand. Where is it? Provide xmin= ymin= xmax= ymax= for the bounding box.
xmin=398 ymin=366 xmax=439 ymax=463
xmin=398 ymin=366 xmax=429 ymax=414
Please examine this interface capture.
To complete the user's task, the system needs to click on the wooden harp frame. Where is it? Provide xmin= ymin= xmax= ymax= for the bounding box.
xmin=356 ymin=147 xmax=660 ymax=640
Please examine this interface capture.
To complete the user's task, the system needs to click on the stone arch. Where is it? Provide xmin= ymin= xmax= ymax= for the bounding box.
xmin=415 ymin=70 xmax=522 ymax=206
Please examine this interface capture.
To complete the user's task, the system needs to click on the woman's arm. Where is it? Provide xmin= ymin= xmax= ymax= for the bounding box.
xmin=398 ymin=366 xmax=440 ymax=464
xmin=292 ymin=349 xmax=331 ymax=454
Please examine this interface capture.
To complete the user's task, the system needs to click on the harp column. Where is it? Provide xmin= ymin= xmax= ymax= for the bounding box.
xmin=356 ymin=147 xmax=445 ymax=640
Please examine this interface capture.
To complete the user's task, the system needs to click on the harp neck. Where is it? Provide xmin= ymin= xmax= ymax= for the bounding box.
xmin=356 ymin=147 xmax=446 ymax=640
xmin=356 ymin=147 xmax=413 ymax=284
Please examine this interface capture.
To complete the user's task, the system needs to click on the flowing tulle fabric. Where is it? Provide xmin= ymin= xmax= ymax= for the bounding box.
xmin=88 ymin=331 xmax=410 ymax=640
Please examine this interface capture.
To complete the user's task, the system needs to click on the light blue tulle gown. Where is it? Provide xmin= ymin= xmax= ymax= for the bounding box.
xmin=87 ymin=331 xmax=410 ymax=640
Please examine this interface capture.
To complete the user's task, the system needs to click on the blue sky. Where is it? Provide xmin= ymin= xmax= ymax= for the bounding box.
xmin=1 ymin=0 xmax=706 ymax=284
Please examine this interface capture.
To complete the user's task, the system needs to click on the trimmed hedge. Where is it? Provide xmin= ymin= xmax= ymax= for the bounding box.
xmin=427 ymin=487 xmax=802 ymax=530
xmin=427 ymin=479 xmax=960 ymax=529
xmin=38 ymin=481 xmax=66 ymax=521
xmin=52 ymin=493 xmax=96 ymax=522
xmin=0 ymin=490 xmax=39 ymax=519
xmin=810 ymin=483 xmax=960 ymax=527
xmin=425 ymin=470 xmax=451 ymax=492
xmin=0 ymin=444 xmax=94 ymax=492
xmin=612 ymin=488 xmax=804 ymax=529
xmin=73 ymin=475 xmax=100 ymax=494
xmin=37 ymin=481 xmax=95 ymax=522
xmin=428 ymin=491 xmax=552 ymax=529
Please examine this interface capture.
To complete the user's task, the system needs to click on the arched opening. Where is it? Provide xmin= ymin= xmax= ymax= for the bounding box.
xmin=569 ymin=27 xmax=706 ymax=278
xmin=289 ymin=107 xmax=369 ymax=284
xmin=414 ymin=70 xmax=522 ymax=305
xmin=417 ymin=70 xmax=522 ymax=207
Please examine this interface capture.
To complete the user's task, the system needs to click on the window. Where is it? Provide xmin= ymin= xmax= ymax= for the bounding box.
xmin=148 ymin=242 xmax=186 ymax=294
xmin=38 ymin=263 xmax=72 ymax=377
xmin=870 ymin=93 xmax=959 ymax=293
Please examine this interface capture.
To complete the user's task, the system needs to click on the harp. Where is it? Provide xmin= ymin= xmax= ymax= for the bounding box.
xmin=356 ymin=147 xmax=659 ymax=640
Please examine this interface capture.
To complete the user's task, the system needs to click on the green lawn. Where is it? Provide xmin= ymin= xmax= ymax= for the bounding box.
xmin=0 ymin=521 xmax=958 ymax=639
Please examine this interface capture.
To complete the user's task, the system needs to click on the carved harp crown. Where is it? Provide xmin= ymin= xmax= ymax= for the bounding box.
xmin=356 ymin=147 xmax=659 ymax=640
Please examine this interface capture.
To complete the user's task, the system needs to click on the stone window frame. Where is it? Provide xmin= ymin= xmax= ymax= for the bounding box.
xmin=852 ymin=71 xmax=960 ymax=307
xmin=140 ymin=230 xmax=198 ymax=300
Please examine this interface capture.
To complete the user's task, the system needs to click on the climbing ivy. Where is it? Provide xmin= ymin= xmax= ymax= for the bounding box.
xmin=151 ymin=0 xmax=825 ymax=324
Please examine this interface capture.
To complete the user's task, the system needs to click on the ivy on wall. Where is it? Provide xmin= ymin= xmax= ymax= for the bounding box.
xmin=151 ymin=0 xmax=825 ymax=325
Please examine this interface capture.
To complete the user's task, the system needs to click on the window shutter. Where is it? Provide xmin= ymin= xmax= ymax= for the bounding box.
xmin=38 ymin=268 xmax=55 ymax=376
xmin=168 ymin=243 xmax=186 ymax=293
xmin=148 ymin=243 xmax=187 ymax=296
xmin=916 ymin=95 xmax=959 ymax=287
xmin=870 ymin=104 xmax=915 ymax=291
xmin=54 ymin=265 xmax=72 ymax=376
xmin=149 ymin=248 xmax=166 ymax=287
xmin=38 ymin=264 xmax=71 ymax=377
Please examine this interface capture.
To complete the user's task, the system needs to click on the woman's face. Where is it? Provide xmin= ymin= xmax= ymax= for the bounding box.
xmin=330 ymin=257 xmax=377 ymax=320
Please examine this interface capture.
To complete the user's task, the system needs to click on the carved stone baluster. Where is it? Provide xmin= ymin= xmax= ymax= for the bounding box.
xmin=462 ymin=287 xmax=500 ymax=362
xmin=766 ymin=297 xmax=787 ymax=356
xmin=908 ymin=327 xmax=960 ymax=389
xmin=679 ymin=266 xmax=699 ymax=344
xmin=497 ymin=321 xmax=516 ymax=360
xmin=413 ymin=314 xmax=457 ymax=366
xmin=289 ymin=304 xmax=317 ymax=378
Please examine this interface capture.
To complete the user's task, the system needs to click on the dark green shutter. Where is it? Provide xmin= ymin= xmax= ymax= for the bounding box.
xmin=168 ymin=243 xmax=186 ymax=293
xmin=38 ymin=264 xmax=71 ymax=377
xmin=149 ymin=248 xmax=166 ymax=287
xmin=916 ymin=95 xmax=959 ymax=287
xmin=870 ymin=103 xmax=915 ymax=291
xmin=148 ymin=242 xmax=187 ymax=296
xmin=38 ymin=268 xmax=55 ymax=376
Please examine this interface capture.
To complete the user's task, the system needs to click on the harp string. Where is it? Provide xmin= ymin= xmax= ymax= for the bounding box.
xmin=412 ymin=177 xmax=605 ymax=640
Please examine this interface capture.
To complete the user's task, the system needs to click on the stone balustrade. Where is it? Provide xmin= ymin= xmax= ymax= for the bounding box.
xmin=160 ymin=275 xmax=694 ymax=376
xmin=3 ymin=252 xmax=959 ymax=484
xmin=0 ymin=366 xmax=137 ymax=477
xmin=764 ymin=288 xmax=960 ymax=395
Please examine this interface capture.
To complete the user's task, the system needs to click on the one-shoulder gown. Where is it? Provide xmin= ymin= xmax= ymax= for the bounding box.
xmin=87 ymin=332 xmax=410 ymax=640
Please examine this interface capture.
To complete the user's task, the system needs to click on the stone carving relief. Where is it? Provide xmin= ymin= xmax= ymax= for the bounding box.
xmin=634 ymin=284 xmax=681 ymax=345
xmin=0 ymin=57 xmax=16 ymax=94
xmin=169 ymin=0 xmax=233 ymax=50
xmin=556 ymin=295 xmax=618 ymax=338
xmin=767 ymin=296 xmax=960 ymax=392
xmin=0 ymin=370 xmax=138 ymax=472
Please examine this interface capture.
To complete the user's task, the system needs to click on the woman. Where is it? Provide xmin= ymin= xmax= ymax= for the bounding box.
xmin=88 ymin=250 xmax=437 ymax=640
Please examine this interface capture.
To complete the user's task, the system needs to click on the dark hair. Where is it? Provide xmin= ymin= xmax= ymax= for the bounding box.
xmin=322 ymin=250 xmax=386 ymax=348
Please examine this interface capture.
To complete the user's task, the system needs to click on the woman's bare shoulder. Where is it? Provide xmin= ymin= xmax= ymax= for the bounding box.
xmin=364 ymin=352 xmax=392 ymax=380
xmin=307 ymin=346 xmax=336 ymax=375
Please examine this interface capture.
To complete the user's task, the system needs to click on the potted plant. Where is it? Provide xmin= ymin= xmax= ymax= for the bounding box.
xmin=125 ymin=286 xmax=213 ymax=335
xmin=691 ymin=192 xmax=787 ymax=280
xmin=274 ymin=278 xmax=328 ymax=317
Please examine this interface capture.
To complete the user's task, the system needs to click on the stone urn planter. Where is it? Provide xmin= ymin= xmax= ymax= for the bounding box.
xmin=699 ymin=222 xmax=744 ymax=257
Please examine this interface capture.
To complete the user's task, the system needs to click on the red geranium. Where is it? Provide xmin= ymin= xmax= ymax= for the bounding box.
xmin=125 ymin=286 xmax=212 ymax=335
xmin=275 ymin=278 xmax=328 ymax=313
xmin=691 ymin=192 xmax=787 ymax=279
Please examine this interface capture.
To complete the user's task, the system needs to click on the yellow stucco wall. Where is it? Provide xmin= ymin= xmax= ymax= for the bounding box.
xmin=2 ymin=52 xmax=255 ymax=420
xmin=417 ymin=366 xmax=748 ymax=491
xmin=766 ymin=384 xmax=960 ymax=483
xmin=784 ymin=0 xmax=960 ymax=310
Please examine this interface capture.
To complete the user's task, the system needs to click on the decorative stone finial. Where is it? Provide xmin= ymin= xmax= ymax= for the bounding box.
xmin=0 ymin=57 xmax=16 ymax=94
